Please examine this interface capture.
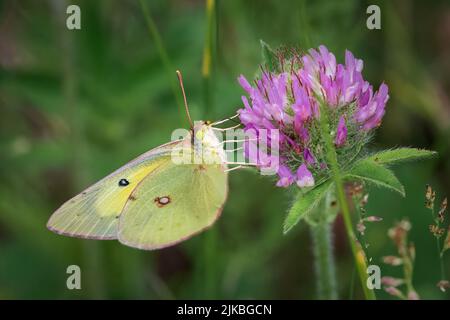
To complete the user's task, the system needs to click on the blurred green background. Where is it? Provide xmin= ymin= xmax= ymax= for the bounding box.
xmin=0 ymin=0 xmax=449 ymax=299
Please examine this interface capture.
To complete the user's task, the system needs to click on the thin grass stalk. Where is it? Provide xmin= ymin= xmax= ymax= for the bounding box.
xmin=202 ymin=0 xmax=216 ymax=117
xmin=298 ymin=0 xmax=312 ymax=48
xmin=138 ymin=0 xmax=185 ymax=126
xmin=201 ymin=0 xmax=219 ymax=298
xmin=52 ymin=0 xmax=105 ymax=299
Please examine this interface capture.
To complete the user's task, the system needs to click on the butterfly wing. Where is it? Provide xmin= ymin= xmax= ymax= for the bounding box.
xmin=117 ymin=161 xmax=228 ymax=250
xmin=47 ymin=140 xmax=182 ymax=239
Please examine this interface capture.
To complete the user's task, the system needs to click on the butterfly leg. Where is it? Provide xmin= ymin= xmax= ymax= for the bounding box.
xmin=224 ymin=165 xmax=243 ymax=172
xmin=214 ymin=138 xmax=257 ymax=147
xmin=211 ymin=123 xmax=242 ymax=131
xmin=224 ymin=161 xmax=258 ymax=166
xmin=225 ymin=147 xmax=243 ymax=152
xmin=211 ymin=114 xmax=239 ymax=126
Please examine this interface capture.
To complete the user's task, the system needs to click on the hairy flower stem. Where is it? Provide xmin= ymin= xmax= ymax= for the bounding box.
xmin=318 ymin=100 xmax=376 ymax=300
xmin=310 ymin=219 xmax=337 ymax=299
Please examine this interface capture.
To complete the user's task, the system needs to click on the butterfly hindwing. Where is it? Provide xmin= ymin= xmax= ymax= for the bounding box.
xmin=117 ymin=161 xmax=228 ymax=250
xmin=47 ymin=141 xmax=181 ymax=239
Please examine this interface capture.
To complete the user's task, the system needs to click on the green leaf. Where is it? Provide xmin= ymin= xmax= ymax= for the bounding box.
xmin=260 ymin=40 xmax=278 ymax=72
xmin=365 ymin=148 xmax=437 ymax=166
xmin=283 ymin=181 xmax=332 ymax=234
xmin=345 ymin=160 xmax=405 ymax=196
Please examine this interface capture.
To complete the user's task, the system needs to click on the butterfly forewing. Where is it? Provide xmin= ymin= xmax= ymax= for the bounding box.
xmin=47 ymin=141 xmax=182 ymax=239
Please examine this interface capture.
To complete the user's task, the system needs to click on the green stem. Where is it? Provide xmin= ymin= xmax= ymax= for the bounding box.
xmin=202 ymin=0 xmax=216 ymax=117
xmin=201 ymin=0 xmax=219 ymax=298
xmin=298 ymin=0 xmax=312 ymax=48
xmin=52 ymin=0 xmax=105 ymax=298
xmin=436 ymin=238 xmax=445 ymax=280
xmin=317 ymin=100 xmax=376 ymax=300
xmin=398 ymin=237 xmax=416 ymax=296
xmin=431 ymin=207 xmax=446 ymax=280
xmin=348 ymin=266 xmax=356 ymax=300
xmin=310 ymin=221 xmax=337 ymax=299
xmin=138 ymin=0 xmax=185 ymax=125
xmin=203 ymin=229 xmax=218 ymax=298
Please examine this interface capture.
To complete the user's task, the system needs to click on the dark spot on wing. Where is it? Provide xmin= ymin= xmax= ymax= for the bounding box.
xmin=331 ymin=200 xmax=337 ymax=207
xmin=118 ymin=178 xmax=130 ymax=187
xmin=129 ymin=195 xmax=137 ymax=201
xmin=154 ymin=196 xmax=171 ymax=208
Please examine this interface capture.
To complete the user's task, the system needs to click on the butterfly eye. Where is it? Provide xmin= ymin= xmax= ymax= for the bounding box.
xmin=118 ymin=178 xmax=130 ymax=187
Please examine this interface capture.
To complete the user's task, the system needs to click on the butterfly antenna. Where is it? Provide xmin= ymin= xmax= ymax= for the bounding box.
xmin=176 ymin=70 xmax=193 ymax=129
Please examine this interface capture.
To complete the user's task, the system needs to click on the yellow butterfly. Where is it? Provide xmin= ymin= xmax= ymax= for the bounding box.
xmin=47 ymin=71 xmax=243 ymax=250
